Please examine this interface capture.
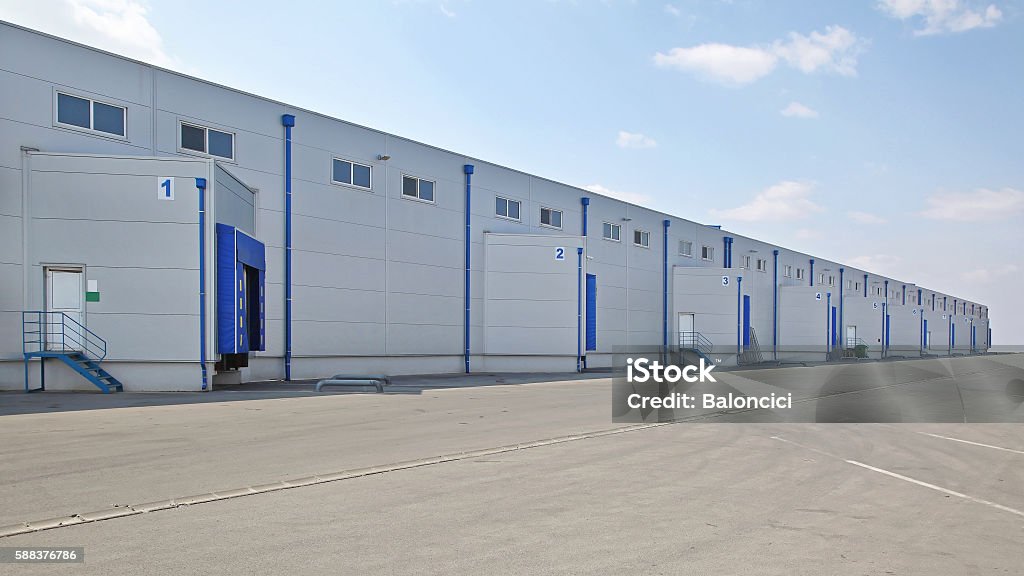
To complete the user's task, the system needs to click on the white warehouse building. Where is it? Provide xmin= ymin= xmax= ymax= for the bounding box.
xmin=0 ymin=22 xmax=992 ymax=392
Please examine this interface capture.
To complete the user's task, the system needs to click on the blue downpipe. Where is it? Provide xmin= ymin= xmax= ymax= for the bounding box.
xmin=663 ymin=220 xmax=670 ymax=354
xmin=809 ymin=259 xmax=815 ymax=287
xmin=838 ymin=267 xmax=844 ymax=349
xmin=196 ymin=177 xmax=208 ymax=390
xmin=577 ymin=247 xmax=583 ymax=372
xmin=773 ymin=249 xmax=779 ymax=360
xmin=863 ymin=274 xmax=868 ymax=297
xmin=464 ymin=164 xmax=474 ymax=373
xmin=281 ymin=114 xmax=295 ymax=381
xmin=882 ymin=302 xmax=888 ymax=358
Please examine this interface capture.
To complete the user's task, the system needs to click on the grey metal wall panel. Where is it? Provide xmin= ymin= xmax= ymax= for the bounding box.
xmin=292 ymin=285 xmax=385 ymax=323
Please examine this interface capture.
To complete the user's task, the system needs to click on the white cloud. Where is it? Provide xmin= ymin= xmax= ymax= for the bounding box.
xmin=773 ymin=26 xmax=863 ymax=76
xmin=616 ymin=131 xmax=658 ymax=149
xmin=710 ymin=181 xmax=824 ymax=221
xmin=583 ymin=184 xmax=654 ymax=206
xmin=439 ymin=3 xmax=456 ymax=17
xmin=780 ymin=101 xmax=819 ymax=118
xmin=877 ymin=0 xmax=1003 ymax=35
xmin=795 ymin=228 xmax=823 ymax=240
xmin=654 ymin=25 xmax=864 ymax=85
xmin=920 ymin=187 xmax=1024 ymax=221
xmin=664 ymin=3 xmax=681 ymax=17
xmin=653 ymin=43 xmax=778 ymax=85
xmin=847 ymin=254 xmax=903 ymax=276
xmin=962 ymin=264 xmax=1018 ymax=284
xmin=847 ymin=211 xmax=888 ymax=224
xmin=0 ymin=0 xmax=182 ymax=69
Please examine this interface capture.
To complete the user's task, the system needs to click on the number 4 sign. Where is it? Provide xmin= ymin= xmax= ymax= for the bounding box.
xmin=158 ymin=177 xmax=174 ymax=200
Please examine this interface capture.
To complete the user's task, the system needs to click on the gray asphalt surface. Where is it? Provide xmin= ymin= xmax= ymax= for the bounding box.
xmin=1 ymin=355 xmax=1022 ymax=574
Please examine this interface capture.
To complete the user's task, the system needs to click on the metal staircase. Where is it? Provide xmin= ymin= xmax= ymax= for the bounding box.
xmin=22 ymin=311 xmax=124 ymax=393
xmin=678 ymin=331 xmax=715 ymax=365
xmin=738 ymin=327 xmax=764 ymax=365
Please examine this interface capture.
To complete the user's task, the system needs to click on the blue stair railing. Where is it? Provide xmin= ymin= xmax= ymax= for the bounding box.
xmin=22 ymin=311 xmax=123 ymax=393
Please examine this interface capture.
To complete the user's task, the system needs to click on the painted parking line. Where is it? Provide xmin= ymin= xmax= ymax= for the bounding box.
xmin=771 ymin=436 xmax=1024 ymax=519
xmin=916 ymin=432 xmax=1024 ymax=455
xmin=845 ymin=460 xmax=1024 ymax=518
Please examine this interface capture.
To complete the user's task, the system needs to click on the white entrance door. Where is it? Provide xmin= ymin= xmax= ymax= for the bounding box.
xmin=45 ymin=268 xmax=84 ymax=351
xmin=846 ymin=325 xmax=857 ymax=348
xmin=678 ymin=313 xmax=695 ymax=347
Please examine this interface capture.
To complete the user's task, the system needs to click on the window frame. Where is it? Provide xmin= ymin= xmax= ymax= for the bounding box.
xmin=178 ymin=120 xmax=236 ymax=161
xmin=495 ymin=195 xmax=522 ymax=221
xmin=400 ymin=174 xmax=436 ymax=203
xmin=784 ymin=264 xmax=793 ymax=278
xmin=796 ymin=268 xmax=805 ymax=280
xmin=539 ymin=206 xmax=563 ymax=230
xmin=53 ymin=90 xmax=128 ymax=140
xmin=701 ymin=245 xmax=714 ymax=262
xmin=329 ymin=157 xmax=374 ymax=191
xmin=633 ymin=229 xmax=650 ymax=248
xmin=602 ymin=221 xmax=621 ymax=242
xmin=756 ymin=258 xmax=767 ymax=272
xmin=678 ymin=240 xmax=693 ymax=258
xmin=739 ymin=255 xmax=750 ymax=269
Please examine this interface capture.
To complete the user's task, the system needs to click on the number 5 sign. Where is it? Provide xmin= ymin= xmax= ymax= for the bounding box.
xmin=157 ymin=177 xmax=175 ymax=200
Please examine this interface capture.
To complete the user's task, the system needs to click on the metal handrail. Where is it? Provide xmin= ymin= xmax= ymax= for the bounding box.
xmin=844 ymin=337 xmax=868 ymax=349
xmin=22 ymin=311 xmax=107 ymax=362
xmin=678 ymin=331 xmax=713 ymax=356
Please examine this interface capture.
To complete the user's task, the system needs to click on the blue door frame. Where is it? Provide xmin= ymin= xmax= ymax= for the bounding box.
xmin=585 ymin=274 xmax=597 ymax=351
xmin=831 ymin=306 xmax=837 ymax=347
xmin=742 ymin=295 xmax=751 ymax=346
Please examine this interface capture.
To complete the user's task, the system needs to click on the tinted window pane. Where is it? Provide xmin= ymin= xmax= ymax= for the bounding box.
xmin=57 ymin=93 xmax=90 ymax=129
xmin=551 ymin=210 xmax=561 ymax=228
xmin=509 ymin=200 xmax=520 ymax=220
xmin=495 ymin=197 xmax=506 ymax=217
xmin=181 ymin=124 xmax=205 ymax=152
xmin=419 ymin=180 xmax=434 ymax=201
xmin=403 ymin=176 xmax=418 ymax=196
xmin=208 ymin=129 xmax=233 ymax=158
xmin=92 ymin=102 xmax=125 ymax=136
xmin=541 ymin=209 xmax=551 ymax=226
xmin=333 ymin=160 xmax=352 ymax=184
xmin=352 ymin=164 xmax=371 ymax=188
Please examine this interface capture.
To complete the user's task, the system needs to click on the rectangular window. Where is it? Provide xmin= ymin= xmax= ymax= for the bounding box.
xmin=56 ymin=92 xmax=126 ymax=137
xmin=739 ymin=255 xmax=750 ymax=269
xmin=855 ymin=282 xmax=861 ymax=292
xmin=401 ymin=175 xmax=434 ymax=201
xmin=180 ymin=122 xmax=234 ymax=160
xmin=796 ymin=268 xmax=805 ymax=280
xmin=828 ymin=275 xmax=835 ymax=286
xmin=540 ymin=207 xmax=562 ymax=229
xmin=701 ymin=245 xmax=714 ymax=262
xmin=756 ymin=258 xmax=767 ymax=272
xmin=784 ymin=265 xmax=793 ymax=278
xmin=678 ymin=240 xmax=692 ymax=257
xmin=818 ymin=273 xmax=825 ymax=285
xmin=496 ymin=196 xmax=521 ymax=220
xmin=602 ymin=222 xmax=621 ymax=241
xmin=333 ymin=158 xmax=373 ymax=190
xmin=633 ymin=229 xmax=650 ymax=248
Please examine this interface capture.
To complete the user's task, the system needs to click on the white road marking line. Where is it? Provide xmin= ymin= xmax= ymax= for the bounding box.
xmin=917 ymin=432 xmax=1024 ymax=455
xmin=845 ymin=460 xmax=1024 ymax=518
xmin=771 ymin=435 xmax=1024 ymax=519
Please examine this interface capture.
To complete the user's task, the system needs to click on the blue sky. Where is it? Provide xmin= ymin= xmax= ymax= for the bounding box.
xmin=3 ymin=0 xmax=1022 ymax=343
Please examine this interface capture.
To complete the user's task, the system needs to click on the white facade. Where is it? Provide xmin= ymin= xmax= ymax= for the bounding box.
xmin=0 ymin=22 xmax=991 ymax=391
